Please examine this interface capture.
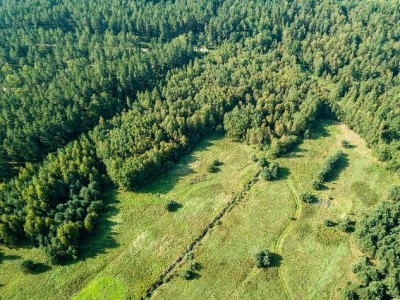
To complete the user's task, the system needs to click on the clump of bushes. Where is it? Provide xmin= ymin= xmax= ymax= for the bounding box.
xmin=207 ymin=159 xmax=222 ymax=173
xmin=261 ymin=161 xmax=280 ymax=181
xmin=254 ymin=250 xmax=273 ymax=268
xmin=387 ymin=185 xmax=400 ymax=201
xmin=166 ymin=200 xmax=180 ymax=212
xmin=301 ymin=192 xmax=318 ymax=204
xmin=180 ymin=262 xmax=201 ymax=280
xmin=313 ymin=150 xmax=344 ymax=189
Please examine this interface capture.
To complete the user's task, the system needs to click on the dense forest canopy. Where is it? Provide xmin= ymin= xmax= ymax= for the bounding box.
xmin=0 ymin=1 xmax=399 ymax=290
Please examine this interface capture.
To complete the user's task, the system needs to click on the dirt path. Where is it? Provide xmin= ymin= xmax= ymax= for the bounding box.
xmin=274 ymin=179 xmax=302 ymax=300
xmin=140 ymin=170 xmax=261 ymax=300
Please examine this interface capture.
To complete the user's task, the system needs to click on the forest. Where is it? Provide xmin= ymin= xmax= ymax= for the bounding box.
xmin=0 ymin=0 xmax=399 ymax=299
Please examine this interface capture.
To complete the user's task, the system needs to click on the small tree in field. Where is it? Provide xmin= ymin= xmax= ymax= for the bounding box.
xmin=166 ymin=200 xmax=179 ymax=212
xmin=254 ymin=250 xmax=272 ymax=268
xmin=301 ymin=192 xmax=318 ymax=204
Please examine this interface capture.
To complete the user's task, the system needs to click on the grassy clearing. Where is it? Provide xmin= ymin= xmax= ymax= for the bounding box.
xmin=0 ymin=121 xmax=398 ymax=300
xmin=152 ymin=120 xmax=399 ymax=300
xmin=276 ymin=120 xmax=400 ymax=300
xmin=152 ymin=179 xmax=294 ymax=300
xmin=0 ymin=134 xmax=259 ymax=300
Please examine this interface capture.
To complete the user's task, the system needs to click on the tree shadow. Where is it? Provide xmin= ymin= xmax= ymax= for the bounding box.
xmin=278 ymin=166 xmax=291 ymax=180
xmin=281 ymin=146 xmax=306 ymax=159
xmin=28 ymin=262 xmax=51 ymax=274
xmin=270 ymin=253 xmax=283 ymax=268
xmin=308 ymin=121 xmax=332 ymax=140
xmin=3 ymin=254 xmax=21 ymax=261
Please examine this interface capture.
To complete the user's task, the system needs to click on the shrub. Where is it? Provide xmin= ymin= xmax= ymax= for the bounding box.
xmin=341 ymin=140 xmax=351 ymax=148
xmin=388 ymin=185 xmax=400 ymax=201
xmin=258 ymin=157 xmax=268 ymax=167
xmin=301 ymin=192 xmax=318 ymax=204
xmin=207 ymin=164 xmax=218 ymax=173
xmin=324 ymin=219 xmax=335 ymax=227
xmin=250 ymin=154 xmax=258 ymax=162
xmin=212 ymin=159 xmax=222 ymax=166
xmin=339 ymin=219 xmax=353 ymax=233
xmin=180 ymin=262 xmax=200 ymax=280
xmin=21 ymin=259 xmax=35 ymax=274
xmin=262 ymin=162 xmax=280 ymax=181
xmin=166 ymin=200 xmax=179 ymax=212
xmin=254 ymin=250 xmax=272 ymax=268
xmin=180 ymin=269 xmax=194 ymax=280
xmin=312 ymin=179 xmax=323 ymax=190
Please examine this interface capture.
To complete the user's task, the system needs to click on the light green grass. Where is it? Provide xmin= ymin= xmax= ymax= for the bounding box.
xmin=73 ymin=276 xmax=128 ymax=300
xmin=0 ymin=134 xmax=259 ymax=300
xmin=152 ymin=120 xmax=399 ymax=300
xmin=276 ymin=121 xmax=400 ymax=300
xmin=153 ymin=179 xmax=293 ymax=300
xmin=0 ymin=122 xmax=398 ymax=300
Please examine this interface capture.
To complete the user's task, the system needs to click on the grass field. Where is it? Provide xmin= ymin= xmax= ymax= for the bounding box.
xmin=151 ymin=120 xmax=400 ymax=300
xmin=0 ymin=121 xmax=398 ymax=300
xmin=0 ymin=134 xmax=260 ymax=300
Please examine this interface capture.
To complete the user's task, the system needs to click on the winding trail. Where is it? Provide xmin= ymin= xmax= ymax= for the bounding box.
xmin=140 ymin=170 xmax=261 ymax=300
xmin=275 ymin=179 xmax=302 ymax=300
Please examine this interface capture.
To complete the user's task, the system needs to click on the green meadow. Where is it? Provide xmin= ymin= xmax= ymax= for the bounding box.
xmin=0 ymin=121 xmax=398 ymax=300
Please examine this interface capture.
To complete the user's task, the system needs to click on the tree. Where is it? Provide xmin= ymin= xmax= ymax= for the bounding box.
xmin=254 ymin=250 xmax=273 ymax=268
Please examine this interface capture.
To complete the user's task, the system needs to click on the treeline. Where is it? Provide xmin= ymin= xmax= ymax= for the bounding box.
xmin=344 ymin=200 xmax=400 ymax=299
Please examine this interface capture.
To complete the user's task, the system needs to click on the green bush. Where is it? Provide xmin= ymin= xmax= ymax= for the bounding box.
xmin=301 ymin=192 xmax=318 ymax=204
xmin=166 ymin=200 xmax=179 ymax=212
xmin=324 ymin=219 xmax=335 ymax=227
xmin=388 ymin=185 xmax=400 ymax=201
xmin=254 ymin=250 xmax=272 ymax=268
xmin=180 ymin=262 xmax=201 ymax=280
xmin=339 ymin=219 xmax=354 ymax=233
xmin=261 ymin=162 xmax=280 ymax=181
xmin=207 ymin=164 xmax=218 ymax=173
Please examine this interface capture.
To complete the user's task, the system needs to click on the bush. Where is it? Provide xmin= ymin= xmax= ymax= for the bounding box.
xmin=212 ymin=159 xmax=222 ymax=166
xmin=312 ymin=179 xmax=323 ymax=190
xmin=254 ymin=250 xmax=272 ymax=268
xmin=21 ymin=259 xmax=35 ymax=274
xmin=180 ymin=269 xmax=195 ymax=280
xmin=166 ymin=200 xmax=179 ymax=212
xmin=388 ymin=185 xmax=400 ymax=201
xmin=258 ymin=157 xmax=268 ymax=167
xmin=341 ymin=140 xmax=351 ymax=148
xmin=250 ymin=154 xmax=258 ymax=162
xmin=262 ymin=162 xmax=280 ymax=181
xmin=324 ymin=219 xmax=335 ymax=227
xmin=301 ymin=192 xmax=318 ymax=204
xmin=180 ymin=262 xmax=200 ymax=280
xmin=207 ymin=164 xmax=218 ymax=173
xmin=339 ymin=219 xmax=353 ymax=233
